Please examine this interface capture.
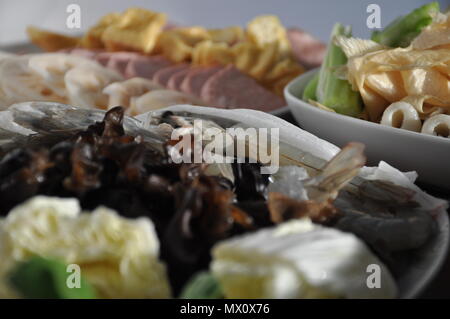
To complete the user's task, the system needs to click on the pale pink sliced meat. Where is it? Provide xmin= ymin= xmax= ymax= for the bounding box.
xmin=287 ymin=28 xmax=326 ymax=69
xmin=200 ymin=65 xmax=285 ymax=112
xmin=95 ymin=52 xmax=143 ymax=75
xmin=94 ymin=52 xmax=112 ymax=67
xmin=153 ymin=64 xmax=189 ymax=87
xmin=125 ymin=55 xmax=172 ymax=79
xmin=166 ymin=69 xmax=190 ymax=91
xmin=180 ymin=66 xmax=222 ymax=98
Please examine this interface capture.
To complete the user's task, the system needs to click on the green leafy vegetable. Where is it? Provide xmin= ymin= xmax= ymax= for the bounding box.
xmin=315 ymin=23 xmax=363 ymax=116
xmin=371 ymin=2 xmax=440 ymax=47
xmin=179 ymin=272 xmax=223 ymax=299
xmin=8 ymin=256 xmax=96 ymax=299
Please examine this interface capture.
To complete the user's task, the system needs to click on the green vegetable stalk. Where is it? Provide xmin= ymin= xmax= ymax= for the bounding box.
xmin=302 ymin=73 xmax=319 ymax=101
xmin=315 ymin=23 xmax=362 ymax=116
xmin=179 ymin=272 xmax=223 ymax=299
xmin=371 ymin=2 xmax=440 ymax=47
xmin=8 ymin=256 xmax=96 ymax=299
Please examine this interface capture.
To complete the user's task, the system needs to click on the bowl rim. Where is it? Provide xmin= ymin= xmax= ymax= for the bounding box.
xmin=284 ymin=69 xmax=450 ymax=145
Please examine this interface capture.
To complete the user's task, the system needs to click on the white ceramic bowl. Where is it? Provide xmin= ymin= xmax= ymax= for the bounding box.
xmin=285 ymin=69 xmax=450 ymax=190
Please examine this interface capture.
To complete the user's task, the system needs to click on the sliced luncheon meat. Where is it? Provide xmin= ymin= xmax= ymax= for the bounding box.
xmin=180 ymin=66 xmax=222 ymax=98
xmin=153 ymin=64 xmax=189 ymax=87
xmin=95 ymin=53 xmax=111 ymax=67
xmin=200 ymin=65 xmax=285 ymax=111
xmin=96 ymin=52 xmax=143 ymax=76
xmin=167 ymin=68 xmax=190 ymax=91
xmin=287 ymin=28 xmax=326 ymax=69
xmin=125 ymin=55 xmax=172 ymax=79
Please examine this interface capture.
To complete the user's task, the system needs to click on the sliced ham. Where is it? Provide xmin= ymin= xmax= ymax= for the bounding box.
xmin=200 ymin=65 xmax=285 ymax=111
xmin=180 ymin=66 xmax=222 ymax=98
xmin=95 ymin=52 xmax=143 ymax=75
xmin=125 ymin=55 xmax=172 ymax=79
xmin=287 ymin=28 xmax=326 ymax=70
xmin=153 ymin=64 xmax=189 ymax=87
xmin=94 ymin=53 xmax=111 ymax=67
xmin=166 ymin=68 xmax=190 ymax=91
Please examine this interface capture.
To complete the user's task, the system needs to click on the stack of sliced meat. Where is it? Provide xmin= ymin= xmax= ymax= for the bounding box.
xmin=63 ymin=48 xmax=285 ymax=112
xmin=287 ymin=28 xmax=326 ymax=70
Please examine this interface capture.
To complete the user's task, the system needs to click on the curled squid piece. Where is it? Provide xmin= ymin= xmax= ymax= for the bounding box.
xmin=103 ymin=77 xmax=163 ymax=109
xmin=128 ymin=90 xmax=205 ymax=115
xmin=380 ymin=101 xmax=422 ymax=132
xmin=0 ymin=56 xmax=66 ymax=108
xmin=28 ymin=53 xmax=100 ymax=97
xmin=421 ymin=114 xmax=450 ymax=138
xmin=64 ymin=65 xmax=123 ymax=109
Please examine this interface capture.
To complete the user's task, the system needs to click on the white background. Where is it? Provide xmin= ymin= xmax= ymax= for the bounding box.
xmin=0 ymin=0 xmax=448 ymax=47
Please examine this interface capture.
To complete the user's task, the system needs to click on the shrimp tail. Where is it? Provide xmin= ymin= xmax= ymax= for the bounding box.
xmin=306 ymin=142 xmax=366 ymax=202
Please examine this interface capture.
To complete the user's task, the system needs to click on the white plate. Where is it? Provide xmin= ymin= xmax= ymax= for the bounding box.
xmin=2 ymin=101 xmax=446 ymax=299
xmin=284 ymin=69 xmax=450 ymax=190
